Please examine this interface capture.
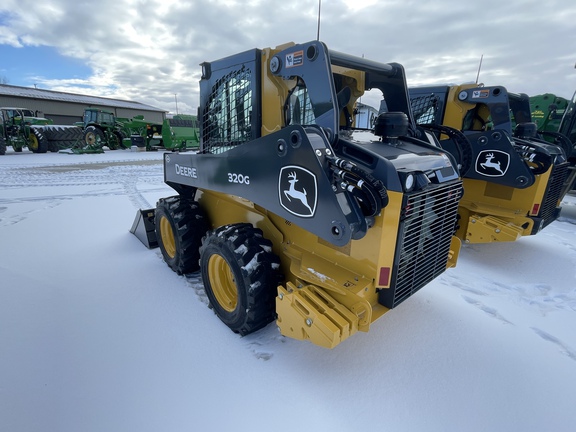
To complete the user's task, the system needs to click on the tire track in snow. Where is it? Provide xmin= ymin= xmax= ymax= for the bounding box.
xmin=183 ymin=271 xmax=210 ymax=307
xmin=531 ymin=327 xmax=576 ymax=362
xmin=244 ymin=326 xmax=289 ymax=361
xmin=183 ymin=270 xmax=284 ymax=361
xmin=0 ymin=161 xmax=165 ymax=225
xmin=438 ymin=272 xmax=488 ymax=296
xmin=3 ymin=156 xmax=282 ymax=360
xmin=441 ymin=270 xmax=576 ymax=360
xmin=441 ymin=267 xmax=576 ymax=316
xmin=0 ymin=198 xmax=63 ymax=227
xmin=461 ymin=295 xmax=514 ymax=325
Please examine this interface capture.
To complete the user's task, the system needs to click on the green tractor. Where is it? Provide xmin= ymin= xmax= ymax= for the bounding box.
xmin=559 ymin=91 xmax=576 ymax=159
xmin=80 ymin=108 xmax=128 ymax=150
xmin=0 ymin=107 xmax=50 ymax=154
xmin=529 ymin=93 xmax=569 ymax=134
xmin=522 ymin=92 xmax=576 ymax=192
xmin=79 ymin=108 xmax=200 ymax=152
xmin=558 ymin=91 xmax=576 ymax=191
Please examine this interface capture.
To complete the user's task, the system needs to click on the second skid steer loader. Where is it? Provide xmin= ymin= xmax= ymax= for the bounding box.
xmin=409 ymin=84 xmax=569 ymax=243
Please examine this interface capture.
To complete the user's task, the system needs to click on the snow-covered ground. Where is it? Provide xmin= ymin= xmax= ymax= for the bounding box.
xmin=1 ymin=148 xmax=575 ymax=432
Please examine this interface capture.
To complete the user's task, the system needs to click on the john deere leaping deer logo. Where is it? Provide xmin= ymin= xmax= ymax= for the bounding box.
xmin=279 ymin=166 xmax=317 ymax=217
xmin=475 ymin=150 xmax=510 ymax=177
xmin=480 ymin=153 xmax=503 ymax=173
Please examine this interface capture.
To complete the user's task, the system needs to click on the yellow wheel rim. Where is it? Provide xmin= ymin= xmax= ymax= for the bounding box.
xmin=159 ymin=216 xmax=176 ymax=259
xmin=85 ymin=132 xmax=96 ymax=145
xmin=208 ymin=254 xmax=238 ymax=312
xmin=29 ymin=133 xmax=39 ymax=151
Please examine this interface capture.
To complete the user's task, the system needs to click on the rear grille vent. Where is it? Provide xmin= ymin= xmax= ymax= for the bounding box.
xmin=379 ymin=181 xmax=462 ymax=308
xmin=539 ymin=162 xmax=569 ymax=228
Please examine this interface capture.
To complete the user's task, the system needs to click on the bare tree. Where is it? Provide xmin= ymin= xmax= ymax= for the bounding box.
xmin=0 ymin=75 xmax=9 ymax=85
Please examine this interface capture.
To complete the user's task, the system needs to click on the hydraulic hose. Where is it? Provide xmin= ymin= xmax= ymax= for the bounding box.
xmin=330 ymin=157 xmax=389 ymax=217
xmin=539 ymin=131 xmax=573 ymax=159
xmin=420 ymin=123 xmax=473 ymax=176
xmin=513 ymin=138 xmax=553 ymax=175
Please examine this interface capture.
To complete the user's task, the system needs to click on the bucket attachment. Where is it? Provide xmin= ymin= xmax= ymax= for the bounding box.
xmin=130 ymin=209 xmax=158 ymax=248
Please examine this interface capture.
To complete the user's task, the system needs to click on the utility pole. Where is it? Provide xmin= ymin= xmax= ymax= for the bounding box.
xmin=174 ymin=94 xmax=179 ymax=115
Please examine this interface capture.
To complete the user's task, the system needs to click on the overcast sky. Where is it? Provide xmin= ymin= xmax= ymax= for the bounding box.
xmin=1 ymin=0 xmax=575 ymax=114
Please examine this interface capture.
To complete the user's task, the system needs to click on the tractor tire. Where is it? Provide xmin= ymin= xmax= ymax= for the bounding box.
xmin=106 ymin=130 xmax=123 ymax=150
xmin=116 ymin=130 xmax=130 ymax=149
xmin=155 ymin=196 xmax=209 ymax=274
xmin=84 ymin=126 xmax=105 ymax=147
xmin=200 ymin=223 xmax=281 ymax=336
xmin=0 ymin=136 xmax=6 ymax=155
xmin=29 ymin=128 xmax=49 ymax=153
xmin=44 ymin=125 xmax=83 ymax=152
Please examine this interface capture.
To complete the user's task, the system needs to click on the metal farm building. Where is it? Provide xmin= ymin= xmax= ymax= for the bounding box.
xmin=0 ymin=84 xmax=166 ymax=125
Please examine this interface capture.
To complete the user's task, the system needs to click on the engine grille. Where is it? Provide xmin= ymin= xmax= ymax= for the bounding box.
xmin=378 ymin=181 xmax=462 ymax=309
xmin=539 ymin=162 xmax=569 ymax=228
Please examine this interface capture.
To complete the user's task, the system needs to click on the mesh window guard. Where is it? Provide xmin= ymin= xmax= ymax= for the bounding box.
xmin=410 ymin=94 xmax=439 ymax=125
xmin=202 ymin=66 xmax=253 ymax=154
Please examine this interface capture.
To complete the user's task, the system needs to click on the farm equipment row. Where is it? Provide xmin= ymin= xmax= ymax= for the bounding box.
xmin=0 ymin=107 xmax=83 ymax=155
xmin=77 ymin=108 xmax=199 ymax=153
xmin=0 ymin=107 xmax=199 ymax=155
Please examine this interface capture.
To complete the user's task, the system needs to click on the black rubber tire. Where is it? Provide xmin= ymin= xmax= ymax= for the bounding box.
xmin=106 ymin=130 xmax=123 ymax=150
xmin=116 ymin=129 xmax=130 ymax=149
xmin=44 ymin=125 xmax=83 ymax=152
xmin=0 ymin=136 xmax=6 ymax=155
xmin=84 ymin=126 xmax=105 ymax=147
xmin=48 ymin=138 xmax=61 ymax=153
xmin=200 ymin=223 xmax=281 ymax=336
xmin=155 ymin=196 xmax=209 ymax=274
xmin=29 ymin=128 xmax=48 ymax=153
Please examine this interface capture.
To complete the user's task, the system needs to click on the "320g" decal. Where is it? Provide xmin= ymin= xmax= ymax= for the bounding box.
xmin=228 ymin=172 xmax=250 ymax=185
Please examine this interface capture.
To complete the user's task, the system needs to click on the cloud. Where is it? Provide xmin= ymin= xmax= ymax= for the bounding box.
xmin=1 ymin=0 xmax=575 ymax=114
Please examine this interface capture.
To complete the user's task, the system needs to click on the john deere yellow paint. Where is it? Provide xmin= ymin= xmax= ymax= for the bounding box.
xmin=410 ymin=84 xmax=569 ymax=244
xmin=136 ymin=41 xmax=464 ymax=348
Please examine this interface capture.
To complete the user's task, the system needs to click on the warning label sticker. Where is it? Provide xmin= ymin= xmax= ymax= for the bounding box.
xmin=285 ymin=50 xmax=304 ymax=68
xmin=472 ymin=90 xmax=490 ymax=99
